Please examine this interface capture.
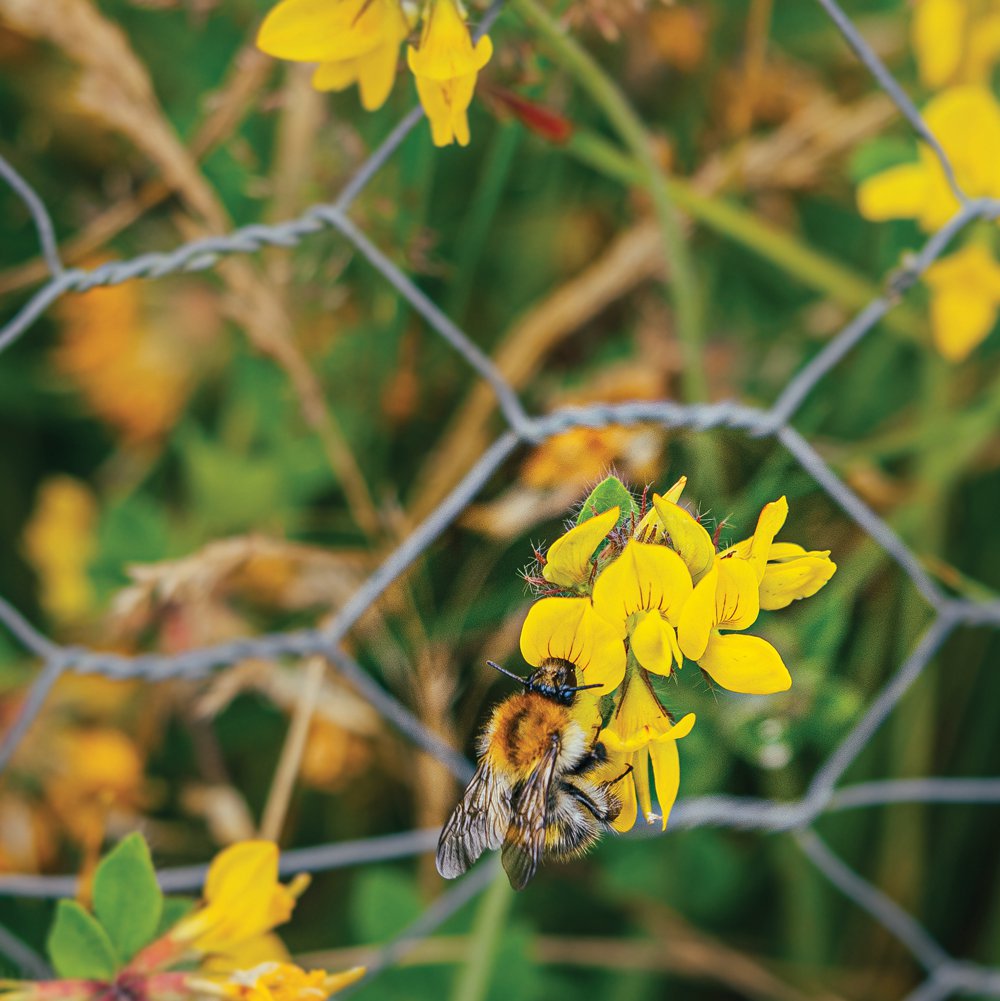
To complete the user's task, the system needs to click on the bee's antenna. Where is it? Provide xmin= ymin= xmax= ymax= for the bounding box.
xmin=486 ymin=660 xmax=529 ymax=686
xmin=565 ymin=683 xmax=604 ymax=693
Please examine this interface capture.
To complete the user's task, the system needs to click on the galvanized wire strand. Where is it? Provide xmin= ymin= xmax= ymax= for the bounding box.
xmin=344 ymin=860 xmax=500 ymax=992
xmin=828 ymin=778 xmax=1000 ymax=812
xmin=795 ymin=828 xmax=952 ymax=973
xmin=0 ymin=829 xmax=443 ymax=898
xmin=810 ymin=0 xmax=967 ymax=206
xmin=805 ymin=615 xmax=957 ymax=802
xmin=0 ymin=924 xmax=51 ymax=980
xmin=0 ymin=153 xmax=64 ymax=278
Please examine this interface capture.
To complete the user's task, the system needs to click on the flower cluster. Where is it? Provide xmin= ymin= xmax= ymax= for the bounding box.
xmin=857 ymin=1 xmax=1000 ymax=361
xmin=1 ymin=838 xmax=362 ymax=1001
xmin=257 ymin=0 xmax=493 ymax=147
xmin=519 ymin=475 xmax=836 ymax=831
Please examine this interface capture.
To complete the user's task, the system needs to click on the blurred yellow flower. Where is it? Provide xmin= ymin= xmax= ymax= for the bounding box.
xmin=599 ymin=670 xmax=695 ymax=832
xmin=592 ymin=540 xmax=692 ymax=677
xmin=22 ymin=476 xmax=97 ymax=625
xmin=407 ymin=0 xmax=493 ymax=146
xmin=219 ymin=961 xmax=365 ymax=1001
xmin=521 ymin=428 xmax=636 ymax=491
xmin=257 ymin=0 xmax=412 ymax=110
xmin=541 ymin=506 xmax=619 ymax=591
xmin=913 ymin=0 xmax=1000 ymax=87
xmin=857 ymin=86 xmax=1000 ymax=232
xmin=45 ymin=726 xmax=146 ymax=853
xmin=519 ymin=596 xmax=626 ymax=694
xmin=55 ymin=280 xmax=191 ymax=444
xmin=923 ymin=242 xmax=1000 ymax=361
xmin=171 ymin=842 xmax=309 ymax=956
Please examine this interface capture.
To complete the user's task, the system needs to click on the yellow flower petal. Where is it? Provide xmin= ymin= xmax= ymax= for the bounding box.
xmin=519 ymin=597 xmax=626 ymax=692
xmin=857 ymin=163 xmax=931 ymax=222
xmin=204 ymin=841 xmax=279 ymax=916
xmin=662 ymin=475 xmax=686 ymax=504
xmin=258 ymin=0 xmax=400 ymax=63
xmin=926 ymin=244 xmax=1000 ymax=361
xmin=407 ymin=0 xmax=493 ymax=80
xmin=746 ymin=497 xmax=788 ymax=583
xmin=631 ymin=745 xmax=654 ymax=823
xmin=967 ymin=14 xmax=1000 ymax=85
xmin=651 ymin=494 xmax=715 ymax=581
xmin=759 ymin=551 xmax=837 ymax=610
xmin=677 ymin=562 xmax=718 ymax=660
xmin=931 ymin=286 xmax=999 ymax=361
xmin=609 ymin=753 xmax=637 ymax=833
xmin=592 ymin=540 xmax=693 ymax=626
xmin=715 ymin=557 xmax=759 ymax=630
xmin=629 ymin=609 xmax=682 ymax=676
xmin=311 ymin=60 xmax=359 ymax=93
xmin=913 ymin=0 xmax=965 ymax=88
xmin=698 ymin=633 xmax=791 ymax=695
xmin=542 ymin=506 xmax=619 ymax=589
xmin=648 ymin=713 xmax=695 ymax=831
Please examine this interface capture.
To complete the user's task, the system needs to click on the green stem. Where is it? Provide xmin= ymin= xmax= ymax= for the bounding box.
xmin=509 ymin=0 xmax=707 ymax=404
xmin=448 ymin=867 xmax=514 ymax=1001
xmin=568 ymin=131 xmax=925 ymax=339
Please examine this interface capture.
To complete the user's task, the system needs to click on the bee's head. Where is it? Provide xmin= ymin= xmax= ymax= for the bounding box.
xmin=528 ymin=658 xmax=581 ymax=704
xmin=486 ymin=659 xmax=602 ymax=704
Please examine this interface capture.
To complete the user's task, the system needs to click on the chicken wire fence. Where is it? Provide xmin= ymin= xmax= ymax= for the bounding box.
xmin=0 ymin=1 xmax=999 ymax=998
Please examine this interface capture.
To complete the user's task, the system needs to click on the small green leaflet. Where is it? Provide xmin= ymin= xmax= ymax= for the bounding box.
xmin=47 ymin=900 xmax=119 ymax=980
xmin=576 ymin=475 xmax=638 ymax=529
xmin=92 ymin=833 xmax=164 ymax=963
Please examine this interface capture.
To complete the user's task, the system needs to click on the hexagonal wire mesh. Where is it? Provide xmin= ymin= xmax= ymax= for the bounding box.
xmin=1 ymin=2 xmax=999 ymax=998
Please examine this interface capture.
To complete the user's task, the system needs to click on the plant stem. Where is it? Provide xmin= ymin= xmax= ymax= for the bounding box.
xmin=448 ymin=867 xmax=514 ymax=1001
xmin=568 ymin=130 xmax=925 ymax=339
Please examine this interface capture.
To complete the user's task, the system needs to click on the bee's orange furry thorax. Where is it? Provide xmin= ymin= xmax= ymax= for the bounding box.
xmin=487 ymin=694 xmax=568 ymax=772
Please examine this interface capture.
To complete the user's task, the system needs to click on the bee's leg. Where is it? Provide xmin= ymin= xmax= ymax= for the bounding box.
xmin=605 ymin=763 xmax=634 ymax=787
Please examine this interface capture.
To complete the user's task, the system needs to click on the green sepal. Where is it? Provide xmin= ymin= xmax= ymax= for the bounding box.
xmin=577 ymin=475 xmax=638 ymax=530
xmin=47 ymin=900 xmax=120 ymax=980
xmin=92 ymin=833 xmax=163 ymax=963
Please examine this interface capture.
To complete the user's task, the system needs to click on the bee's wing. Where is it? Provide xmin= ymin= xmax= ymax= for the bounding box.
xmin=501 ymin=734 xmax=560 ymax=891
xmin=436 ymin=760 xmax=513 ymax=879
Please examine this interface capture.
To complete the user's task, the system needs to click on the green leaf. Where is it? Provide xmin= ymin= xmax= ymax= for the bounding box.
xmin=576 ymin=475 xmax=638 ymax=528
xmin=155 ymin=897 xmax=197 ymax=938
xmin=47 ymin=900 xmax=119 ymax=980
xmin=92 ymin=833 xmax=164 ymax=963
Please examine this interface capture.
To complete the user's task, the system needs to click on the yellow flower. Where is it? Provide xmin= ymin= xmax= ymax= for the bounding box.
xmin=923 ymin=242 xmax=1000 ymax=361
xmin=857 ymin=86 xmax=1000 ymax=232
xmin=407 ymin=0 xmax=493 ymax=147
xmin=541 ymin=506 xmax=619 ymax=591
xmin=257 ymin=0 xmax=412 ymax=111
xmin=172 ymin=842 xmax=309 ymax=955
xmin=55 ymin=277 xmax=191 ymax=444
xmin=599 ymin=670 xmax=695 ymax=832
xmin=220 ymin=962 xmax=365 ymax=1001
xmin=519 ymin=596 xmax=626 ymax=694
xmin=22 ymin=476 xmax=97 ymax=624
xmin=913 ymin=0 xmax=1000 ymax=87
xmin=591 ymin=540 xmax=692 ymax=677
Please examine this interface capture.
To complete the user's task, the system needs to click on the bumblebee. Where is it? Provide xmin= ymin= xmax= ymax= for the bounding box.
xmin=436 ymin=659 xmax=628 ymax=890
